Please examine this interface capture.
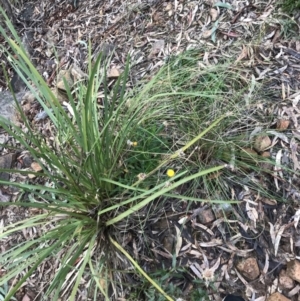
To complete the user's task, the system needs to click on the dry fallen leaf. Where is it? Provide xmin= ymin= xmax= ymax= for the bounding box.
xmin=202 ymin=29 xmax=214 ymax=39
xmin=210 ymin=8 xmax=219 ymax=21
xmin=246 ymin=201 xmax=258 ymax=228
xmin=174 ymin=225 xmax=183 ymax=257
xmin=291 ymin=209 xmax=300 ymax=228
xmin=274 ymin=149 xmax=283 ymax=191
xmin=290 ymin=138 xmax=300 ymax=170
xmin=149 ymin=39 xmax=165 ymax=58
xmin=269 ymin=222 xmax=286 ymax=256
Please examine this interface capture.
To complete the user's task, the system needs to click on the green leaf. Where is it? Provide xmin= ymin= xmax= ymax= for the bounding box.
xmin=214 ymin=2 xmax=233 ymax=9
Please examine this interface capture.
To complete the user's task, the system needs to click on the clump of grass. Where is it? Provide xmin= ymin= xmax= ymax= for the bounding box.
xmin=278 ymin=0 xmax=300 ymax=14
xmin=0 ymin=7 xmax=231 ymax=301
xmin=133 ymin=266 xmax=215 ymax=301
xmin=0 ymin=6 xmax=293 ymax=300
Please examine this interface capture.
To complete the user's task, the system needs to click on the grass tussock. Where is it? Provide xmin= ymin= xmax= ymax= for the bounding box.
xmin=0 ymin=7 xmax=290 ymax=301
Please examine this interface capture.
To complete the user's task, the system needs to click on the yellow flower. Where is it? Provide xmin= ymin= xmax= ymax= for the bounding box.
xmin=127 ymin=140 xmax=138 ymax=147
xmin=166 ymin=169 xmax=175 ymax=177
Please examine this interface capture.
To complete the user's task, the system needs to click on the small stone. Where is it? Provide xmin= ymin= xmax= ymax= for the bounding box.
xmin=165 ymin=3 xmax=172 ymax=11
xmin=149 ymin=39 xmax=165 ymax=58
xmin=31 ymin=162 xmax=43 ymax=172
xmin=236 ymin=257 xmax=260 ymax=280
xmin=0 ymin=91 xmax=26 ymax=125
xmin=279 ymin=269 xmax=294 ymax=289
xmin=286 ymin=259 xmax=300 ymax=282
xmin=108 ymin=67 xmax=120 ymax=78
xmin=23 ymin=91 xmax=36 ymax=103
xmin=163 ymin=234 xmax=174 ymax=253
xmin=253 ymin=135 xmax=271 ymax=152
xmin=50 ymin=87 xmax=68 ymax=104
xmin=198 ymin=208 xmax=215 ymax=224
xmin=56 ymin=69 xmax=74 ymax=92
xmin=70 ymin=64 xmax=87 ymax=82
xmin=22 ymin=102 xmax=31 ymax=114
xmin=261 ymin=151 xmax=271 ymax=158
xmin=212 ymin=203 xmax=233 ymax=218
xmin=0 ymin=153 xmax=17 ymax=182
xmin=0 ymin=135 xmax=8 ymax=152
xmin=100 ymin=43 xmax=115 ymax=59
xmin=276 ymin=119 xmax=289 ymax=130
xmin=22 ymin=155 xmax=33 ymax=168
xmin=267 ymin=292 xmax=290 ymax=301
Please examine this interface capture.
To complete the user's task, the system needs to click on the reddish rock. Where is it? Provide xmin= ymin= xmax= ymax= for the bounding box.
xmin=198 ymin=208 xmax=215 ymax=224
xmin=267 ymin=292 xmax=290 ymax=301
xmin=236 ymin=257 xmax=260 ymax=280
xmin=279 ymin=269 xmax=294 ymax=289
xmin=286 ymin=259 xmax=300 ymax=282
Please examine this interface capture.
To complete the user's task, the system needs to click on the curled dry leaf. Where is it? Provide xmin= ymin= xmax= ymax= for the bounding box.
xmin=254 ymin=297 xmax=266 ymax=301
xmin=262 ymin=252 xmax=269 ymax=275
xmin=235 ymin=45 xmax=248 ymax=63
xmin=274 ymin=149 xmax=283 ymax=191
xmin=56 ymin=69 xmax=74 ymax=92
xmin=202 ymin=28 xmax=214 ymax=39
xmin=287 ymin=284 xmax=300 ymax=297
xmin=63 ymin=101 xmax=75 ymax=117
xmin=174 ymin=225 xmax=183 ymax=257
xmin=269 ymin=222 xmax=286 ymax=256
xmin=70 ymin=64 xmax=88 ymax=82
xmin=198 ymin=238 xmax=222 ymax=247
xmin=291 ymin=209 xmax=300 ymax=228
xmin=290 ymin=138 xmax=300 ymax=170
xmin=246 ymin=201 xmax=258 ymax=228
xmin=261 ymin=198 xmax=277 ymax=206
xmin=190 ymin=253 xmax=221 ymax=286
xmin=210 ymin=8 xmax=219 ymax=21
xmin=267 ymin=130 xmax=289 ymax=144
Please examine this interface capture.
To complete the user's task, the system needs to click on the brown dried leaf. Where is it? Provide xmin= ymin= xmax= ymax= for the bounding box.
xmin=198 ymin=238 xmax=222 ymax=247
xmin=209 ymin=8 xmax=219 ymax=21
xmin=174 ymin=225 xmax=182 ymax=257
xmin=56 ymin=69 xmax=74 ymax=91
xmin=290 ymin=138 xmax=300 ymax=170
xmin=269 ymin=222 xmax=285 ymax=256
xmin=291 ymin=209 xmax=300 ymax=229
xmin=235 ymin=45 xmax=248 ymax=63
xmin=246 ymin=201 xmax=258 ymax=228
xmin=202 ymin=29 xmax=214 ymax=39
